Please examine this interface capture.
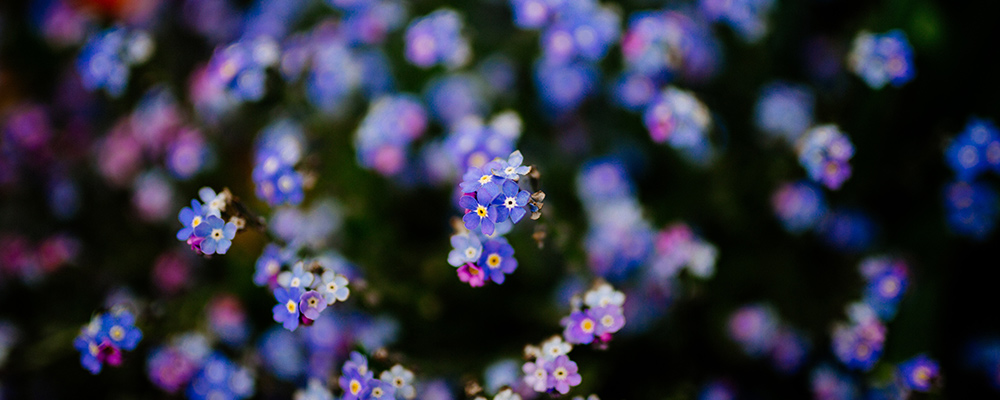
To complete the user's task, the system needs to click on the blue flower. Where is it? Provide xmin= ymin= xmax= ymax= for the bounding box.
xmin=187 ymin=353 xmax=255 ymax=400
xmin=99 ymin=309 xmax=142 ymax=351
xmin=447 ymin=232 xmax=482 ymax=267
xmin=272 ymin=286 xmax=304 ymax=331
xmin=177 ymin=199 xmax=208 ymax=241
xmin=459 ymin=189 xmax=500 ymax=236
xmin=491 ymin=150 xmax=531 ymax=181
xmin=360 ymin=378 xmax=396 ymax=400
xmin=254 ymin=243 xmax=286 ymax=287
xmin=255 ymin=164 xmax=305 ymax=206
xmin=491 ymin=180 xmax=531 ymax=224
xmin=278 ymin=261 xmax=315 ymax=289
xmin=897 ymin=354 xmax=939 ymax=392
xmin=460 ymin=161 xmax=504 ymax=196
xmin=198 ymin=187 xmax=228 ymax=217
xmin=479 ymin=237 xmax=517 ymax=284
xmin=340 ymin=352 xmax=375 ymax=400
xmin=193 ymin=215 xmax=237 ymax=255
xmin=318 ymin=270 xmax=350 ymax=305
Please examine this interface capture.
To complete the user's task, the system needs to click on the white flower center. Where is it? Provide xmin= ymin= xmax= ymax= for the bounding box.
xmin=504 ymin=197 xmax=516 ymax=208
xmin=211 ymin=229 xmax=223 ymax=239
xmin=601 ymin=315 xmax=615 ymax=327
xmin=373 ymin=388 xmax=384 ymax=398
xmin=505 ymin=166 xmax=515 ymax=175
xmin=279 ymin=175 xmax=295 ymax=192
xmin=110 ymin=326 xmax=125 ymax=341
xmin=290 ymin=277 xmax=301 ymax=287
xmin=464 ymin=247 xmax=477 ymax=258
xmin=554 ymin=367 xmax=567 ymax=380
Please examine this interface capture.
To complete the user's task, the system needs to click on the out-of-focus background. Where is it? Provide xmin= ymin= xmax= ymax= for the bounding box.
xmin=2 ymin=0 xmax=1000 ymax=398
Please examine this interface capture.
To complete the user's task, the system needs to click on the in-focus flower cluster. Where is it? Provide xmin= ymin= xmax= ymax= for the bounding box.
xmin=522 ymin=336 xmax=582 ymax=395
xmin=848 ymin=30 xmax=916 ymax=89
xmin=643 ymin=86 xmax=715 ymax=164
xmin=272 ymin=261 xmax=351 ymax=331
xmin=449 ymin=150 xmax=540 ymax=286
xmin=943 ymin=118 xmax=1000 ymax=239
xmin=76 ymin=26 xmax=154 ymax=97
xmin=335 ymin=351 xmax=416 ymax=400
xmin=73 ymin=307 xmax=142 ymax=374
xmin=562 ymin=283 xmax=626 ymax=346
xmin=727 ymin=304 xmax=810 ymax=374
xmin=176 ymin=187 xmax=242 ymax=255
xmin=796 ymin=125 xmax=854 ymax=190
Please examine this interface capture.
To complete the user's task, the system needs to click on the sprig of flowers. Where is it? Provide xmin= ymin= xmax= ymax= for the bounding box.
xmin=562 ymin=283 xmax=626 ymax=346
xmin=272 ymin=260 xmax=352 ymax=331
xmin=73 ymin=306 xmax=142 ymax=374
xmin=176 ymin=187 xmax=260 ymax=255
xmin=448 ymin=150 xmax=542 ymax=287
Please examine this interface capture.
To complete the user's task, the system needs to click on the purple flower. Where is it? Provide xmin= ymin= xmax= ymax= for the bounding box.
xmin=299 ymin=290 xmax=327 ymax=320
xmin=193 ymin=215 xmax=237 ymax=255
xmin=589 ymin=305 xmax=625 ymax=336
xmin=491 ymin=179 xmax=531 ymax=224
xmin=522 ymin=359 xmax=549 ymax=392
xmin=562 ymin=310 xmax=597 ymax=345
xmin=459 ymin=190 xmax=500 ymax=236
xmin=272 ymin=286 xmax=304 ymax=331
xmin=457 ymin=263 xmax=486 ymax=287
xmin=176 ymin=199 xmax=207 ymax=241
xmin=479 ymin=237 xmax=517 ymax=284
xmin=544 ymin=355 xmax=582 ymax=394
xmin=404 ymin=9 xmax=471 ymax=69
xmin=897 ymin=354 xmax=939 ymax=392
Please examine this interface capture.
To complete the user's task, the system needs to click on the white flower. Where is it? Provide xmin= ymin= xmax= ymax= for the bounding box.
xmin=494 ymin=388 xmax=522 ymax=400
xmin=380 ymin=364 xmax=416 ymax=399
xmin=583 ymin=283 xmax=625 ymax=309
xmin=540 ymin=336 xmax=572 ymax=361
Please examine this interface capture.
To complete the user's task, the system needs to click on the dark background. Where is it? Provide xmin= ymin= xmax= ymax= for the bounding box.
xmin=2 ymin=0 xmax=1000 ymax=398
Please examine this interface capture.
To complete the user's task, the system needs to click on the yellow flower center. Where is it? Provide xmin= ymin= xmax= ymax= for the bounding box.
xmin=581 ymin=318 xmax=595 ymax=333
xmin=476 ymin=205 xmax=488 ymax=218
xmin=880 ymin=277 xmax=899 ymax=297
xmin=856 ymin=343 xmax=869 ymax=357
xmin=350 ymin=380 xmax=362 ymax=395
xmin=89 ymin=342 xmax=99 ymax=355
xmin=469 ymin=267 xmax=480 ymax=276
xmin=487 ymin=254 xmax=501 ymax=268
xmin=479 ymin=174 xmax=492 ymax=184
xmin=192 ymin=216 xmax=202 ymax=227
xmin=915 ymin=366 xmax=930 ymax=382
xmin=286 ymin=300 xmax=296 ymax=313
xmin=110 ymin=326 xmax=125 ymax=341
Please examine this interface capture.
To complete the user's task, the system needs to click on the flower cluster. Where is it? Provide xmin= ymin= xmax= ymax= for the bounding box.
xmin=404 ymin=9 xmax=471 ymax=69
xmin=562 ymin=283 xmax=627 ymax=345
xmin=643 ymin=86 xmax=715 ymax=164
xmin=0 ymin=232 xmax=79 ymax=285
xmin=618 ymin=9 xmax=721 ymax=103
xmin=271 ymin=261 xmax=351 ymax=331
xmin=448 ymin=150 xmax=540 ymax=286
xmin=896 ymin=354 xmax=940 ymax=392
xmin=754 ymin=82 xmax=815 ymax=144
xmin=147 ymin=333 xmax=212 ymax=393
xmin=204 ymin=36 xmax=280 ymax=103
xmin=771 ymin=181 xmax=828 ymax=234
xmin=441 ymin=111 xmax=523 ymax=176
xmin=699 ymin=0 xmax=775 ymax=43
xmin=354 ymin=95 xmax=428 ymax=176
xmin=187 ymin=353 xmax=256 ymax=400
xmin=336 ymin=351 xmax=416 ymax=400
xmin=848 ymin=30 xmax=916 ymax=89
xmin=522 ymin=336 xmax=582 ymax=395
xmin=76 ymin=26 xmax=154 ymax=97
xmin=326 ymin=0 xmax=407 ymax=46
xmin=649 ymin=223 xmax=718 ymax=281
xmin=73 ymin=307 xmax=142 ymax=374
xmin=253 ymin=120 xmax=308 ymax=207
xmin=858 ymin=256 xmax=909 ymax=320
xmin=511 ymin=0 xmax=620 ymax=115
xmin=176 ymin=187 xmax=241 ymax=255
xmin=727 ymin=304 xmax=811 ymax=374
xmin=943 ymin=118 xmax=1000 ymax=239
xmin=831 ymin=303 xmax=887 ymax=371
xmin=796 ymin=125 xmax=854 ymax=190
